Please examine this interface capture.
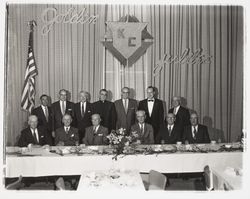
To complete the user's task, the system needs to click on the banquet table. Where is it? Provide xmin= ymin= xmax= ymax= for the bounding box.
xmin=77 ymin=169 xmax=145 ymax=190
xmin=4 ymin=144 xmax=243 ymax=178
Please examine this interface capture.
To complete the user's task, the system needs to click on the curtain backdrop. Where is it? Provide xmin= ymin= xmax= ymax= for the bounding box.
xmin=5 ymin=4 xmax=243 ymax=145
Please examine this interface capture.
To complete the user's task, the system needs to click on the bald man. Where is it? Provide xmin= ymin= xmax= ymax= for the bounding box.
xmin=83 ymin=114 xmax=109 ymax=145
xmin=18 ymin=115 xmax=52 ymax=147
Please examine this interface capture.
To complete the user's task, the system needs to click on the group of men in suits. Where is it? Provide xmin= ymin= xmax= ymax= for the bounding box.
xmin=18 ymin=87 xmax=210 ymax=147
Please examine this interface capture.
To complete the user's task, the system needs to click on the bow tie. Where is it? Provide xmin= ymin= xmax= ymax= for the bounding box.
xmin=148 ymin=99 xmax=154 ymax=102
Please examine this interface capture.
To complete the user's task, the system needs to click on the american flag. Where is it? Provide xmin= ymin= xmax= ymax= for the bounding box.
xmin=21 ymin=30 xmax=38 ymax=113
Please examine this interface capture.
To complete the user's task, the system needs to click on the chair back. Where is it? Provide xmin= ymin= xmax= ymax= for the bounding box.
xmin=148 ymin=170 xmax=167 ymax=190
xmin=204 ymin=165 xmax=213 ymax=191
xmin=55 ymin=177 xmax=66 ymax=190
xmin=6 ymin=175 xmax=23 ymax=190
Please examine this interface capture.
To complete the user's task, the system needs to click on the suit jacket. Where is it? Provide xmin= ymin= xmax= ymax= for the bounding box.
xmin=130 ymin=123 xmax=154 ymax=144
xmin=156 ymin=123 xmax=182 ymax=144
xmin=31 ymin=105 xmax=52 ymax=131
xmin=83 ymin=125 xmax=109 ymax=145
xmin=114 ymin=99 xmax=137 ymax=133
xmin=92 ymin=100 xmax=116 ymax=132
xmin=55 ymin=126 xmax=79 ymax=146
xmin=168 ymin=106 xmax=190 ymax=134
xmin=51 ymin=100 xmax=75 ymax=131
xmin=18 ymin=126 xmax=52 ymax=147
xmin=183 ymin=124 xmax=211 ymax=144
xmin=74 ymin=102 xmax=93 ymax=141
xmin=138 ymin=98 xmax=164 ymax=136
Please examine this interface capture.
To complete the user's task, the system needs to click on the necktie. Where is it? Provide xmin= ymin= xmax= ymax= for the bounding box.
xmin=168 ymin=126 xmax=172 ymax=136
xmin=193 ymin=127 xmax=197 ymax=139
xmin=62 ymin=101 xmax=66 ymax=115
xmin=32 ymin=129 xmax=38 ymax=144
xmin=44 ymin=106 xmax=49 ymax=122
xmin=148 ymin=99 xmax=154 ymax=102
xmin=93 ymin=126 xmax=96 ymax=134
xmin=81 ymin=103 xmax=85 ymax=118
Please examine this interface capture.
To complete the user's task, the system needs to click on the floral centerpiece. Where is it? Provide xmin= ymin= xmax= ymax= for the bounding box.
xmin=107 ymin=128 xmax=139 ymax=159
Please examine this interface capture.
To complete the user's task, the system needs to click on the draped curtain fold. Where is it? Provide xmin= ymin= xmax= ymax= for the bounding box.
xmin=5 ymin=4 xmax=243 ymax=145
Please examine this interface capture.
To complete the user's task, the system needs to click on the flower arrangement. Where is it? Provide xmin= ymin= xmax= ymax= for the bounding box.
xmin=107 ymin=128 xmax=139 ymax=159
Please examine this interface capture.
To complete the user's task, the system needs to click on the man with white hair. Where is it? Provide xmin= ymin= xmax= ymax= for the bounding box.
xmin=74 ymin=91 xmax=93 ymax=143
xmin=18 ymin=115 xmax=52 ymax=147
xmin=130 ymin=110 xmax=154 ymax=144
xmin=83 ymin=114 xmax=108 ymax=145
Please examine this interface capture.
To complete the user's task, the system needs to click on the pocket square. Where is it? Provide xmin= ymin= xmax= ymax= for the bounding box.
xmin=71 ymin=134 xmax=75 ymax=137
xmin=98 ymin=134 xmax=103 ymax=136
xmin=88 ymin=110 xmax=91 ymax=113
xmin=40 ymin=135 xmax=44 ymax=138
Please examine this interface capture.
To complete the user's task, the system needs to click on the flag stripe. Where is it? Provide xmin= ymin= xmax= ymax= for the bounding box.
xmin=21 ymin=31 xmax=38 ymax=113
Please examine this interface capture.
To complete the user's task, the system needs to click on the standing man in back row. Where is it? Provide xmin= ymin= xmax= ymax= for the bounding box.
xmin=138 ymin=86 xmax=164 ymax=142
xmin=92 ymin=89 xmax=116 ymax=133
xmin=114 ymin=87 xmax=137 ymax=135
xmin=168 ymin=96 xmax=190 ymax=138
xmin=51 ymin=89 xmax=75 ymax=139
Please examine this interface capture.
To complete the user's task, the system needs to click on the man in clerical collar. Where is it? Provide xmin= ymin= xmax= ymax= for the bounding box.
xmin=156 ymin=113 xmax=182 ymax=144
xmin=18 ymin=115 xmax=51 ymax=147
xmin=55 ymin=114 xmax=79 ymax=146
xmin=138 ymin=86 xmax=164 ymax=142
xmin=92 ymin=89 xmax=116 ymax=133
xmin=83 ymin=114 xmax=108 ymax=145
xmin=183 ymin=112 xmax=210 ymax=144
xmin=130 ymin=110 xmax=154 ymax=144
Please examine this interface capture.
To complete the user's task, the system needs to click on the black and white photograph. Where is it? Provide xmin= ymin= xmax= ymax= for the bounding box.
xmin=0 ymin=0 xmax=249 ymax=198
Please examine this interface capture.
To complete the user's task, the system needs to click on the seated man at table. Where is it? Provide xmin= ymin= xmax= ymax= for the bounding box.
xmin=182 ymin=112 xmax=210 ymax=144
xmin=18 ymin=115 xmax=52 ymax=147
xmin=130 ymin=110 xmax=154 ymax=144
xmin=83 ymin=114 xmax=109 ymax=145
xmin=156 ymin=113 xmax=182 ymax=144
xmin=55 ymin=114 xmax=79 ymax=146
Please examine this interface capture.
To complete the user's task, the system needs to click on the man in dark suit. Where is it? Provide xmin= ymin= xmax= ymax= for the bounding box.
xmin=183 ymin=112 xmax=210 ymax=144
xmin=138 ymin=86 xmax=164 ymax=142
xmin=51 ymin=89 xmax=75 ymax=138
xmin=156 ymin=113 xmax=182 ymax=144
xmin=114 ymin=87 xmax=137 ymax=134
xmin=92 ymin=89 xmax=116 ymax=133
xmin=18 ymin=115 xmax=52 ymax=147
xmin=168 ymin=96 xmax=190 ymax=137
xmin=55 ymin=114 xmax=79 ymax=146
xmin=74 ymin=91 xmax=93 ymax=144
xmin=31 ymin=94 xmax=52 ymax=142
xmin=83 ymin=114 xmax=109 ymax=145
xmin=130 ymin=110 xmax=154 ymax=144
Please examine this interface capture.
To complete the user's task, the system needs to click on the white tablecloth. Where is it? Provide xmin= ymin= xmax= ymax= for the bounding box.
xmin=211 ymin=166 xmax=242 ymax=190
xmin=4 ymin=146 xmax=243 ymax=178
xmin=77 ymin=170 xmax=145 ymax=190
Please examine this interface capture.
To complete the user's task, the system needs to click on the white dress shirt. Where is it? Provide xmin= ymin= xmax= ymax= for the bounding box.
xmin=93 ymin=125 xmax=100 ymax=133
xmin=30 ymin=128 xmax=39 ymax=143
xmin=147 ymin=98 xmax=155 ymax=117
xmin=60 ymin=100 xmax=66 ymax=115
xmin=64 ymin=126 xmax=70 ymax=133
xmin=139 ymin=123 xmax=144 ymax=134
xmin=192 ymin=125 xmax=198 ymax=138
xmin=81 ymin=101 xmax=86 ymax=115
xmin=123 ymin=99 xmax=128 ymax=113
xmin=174 ymin=105 xmax=180 ymax=115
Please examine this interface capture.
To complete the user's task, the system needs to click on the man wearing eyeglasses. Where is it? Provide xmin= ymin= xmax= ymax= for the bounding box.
xmin=114 ymin=87 xmax=138 ymax=134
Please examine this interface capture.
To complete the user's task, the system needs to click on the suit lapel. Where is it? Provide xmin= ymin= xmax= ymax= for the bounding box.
xmin=151 ymin=99 xmax=157 ymax=117
xmin=119 ymin=99 xmax=127 ymax=115
xmin=144 ymin=100 xmax=150 ymax=116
